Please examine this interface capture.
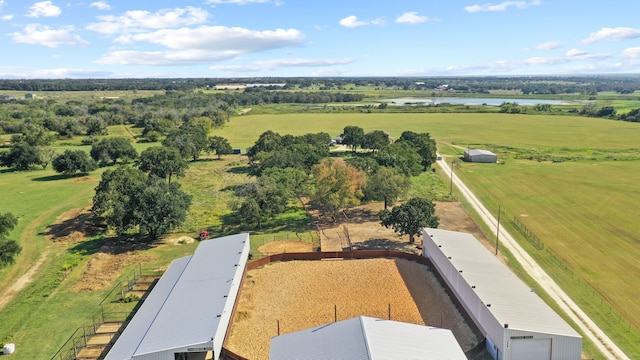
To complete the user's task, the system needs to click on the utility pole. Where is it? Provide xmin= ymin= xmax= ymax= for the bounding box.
xmin=495 ymin=205 xmax=501 ymax=255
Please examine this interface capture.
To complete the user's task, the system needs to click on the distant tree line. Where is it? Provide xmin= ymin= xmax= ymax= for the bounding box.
xmin=1 ymin=75 xmax=638 ymax=94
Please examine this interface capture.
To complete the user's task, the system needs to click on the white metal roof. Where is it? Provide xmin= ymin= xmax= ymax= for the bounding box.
xmin=269 ymin=316 xmax=467 ymax=360
xmin=423 ymin=228 xmax=580 ymax=338
xmin=105 ymin=233 xmax=250 ymax=360
xmin=466 ymin=149 xmax=496 ymax=156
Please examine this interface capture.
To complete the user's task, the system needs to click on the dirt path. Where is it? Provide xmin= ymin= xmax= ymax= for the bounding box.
xmin=0 ymin=249 xmax=49 ymax=310
xmin=437 ymin=155 xmax=630 ymax=360
xmin=0 ymin=186 xmax=94 ymax=311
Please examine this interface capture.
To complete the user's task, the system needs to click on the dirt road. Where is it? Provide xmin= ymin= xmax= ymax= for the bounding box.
xmin=436 ymin=156 xmax=630 ymax=360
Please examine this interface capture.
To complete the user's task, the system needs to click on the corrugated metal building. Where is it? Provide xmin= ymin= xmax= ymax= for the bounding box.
xmin=104 ymin=233 xmax=251 ymax=360
xmin=269 ymin=316 xmax=466 ymax=360
xmin=464 ymin=149 xmax=497 ymax=163
xmin=422 ymin=228 xmax=581 ymax=360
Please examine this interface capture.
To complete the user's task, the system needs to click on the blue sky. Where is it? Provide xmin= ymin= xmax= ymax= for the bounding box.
xmin=0 ymin=0 xmax=639 ymax=78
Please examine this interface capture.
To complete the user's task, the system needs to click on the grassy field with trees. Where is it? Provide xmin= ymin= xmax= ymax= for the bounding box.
xmin=2 ymin=79 xmax=640 ymax=358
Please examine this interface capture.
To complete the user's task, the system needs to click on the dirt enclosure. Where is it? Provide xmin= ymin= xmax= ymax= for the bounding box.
xmin=226 ymin=201 xmax=489 ymax=360
xmin=227 ymin=258 xmax=480 ymax=360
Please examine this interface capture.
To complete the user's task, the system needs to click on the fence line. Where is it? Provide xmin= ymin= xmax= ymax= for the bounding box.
xmin=454 ymin=183 xmax=640 ymax=337
xmin=50 ymin=267 xmax=158 ymax=360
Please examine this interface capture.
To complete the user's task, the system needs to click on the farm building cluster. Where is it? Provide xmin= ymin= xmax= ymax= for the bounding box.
xmin=103 ymin=230 xmax=581 ymax=360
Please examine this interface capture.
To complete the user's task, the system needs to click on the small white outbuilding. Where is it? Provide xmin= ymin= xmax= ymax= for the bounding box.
xmin=464 ymin=149 xmax=497 ymax=163
xmin=104 ymin=233 xmax=251 ymax=360
xmin=422 ymin=228 xmax=582 ymax=360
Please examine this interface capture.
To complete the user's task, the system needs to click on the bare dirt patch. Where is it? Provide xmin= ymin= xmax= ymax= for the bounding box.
xmin=227 ymin=258 xmax=480 ymax=360
xmin=306 ymin=201 xmax=415 ymax=252
xmin=71 ymin=176 xmax=97 ymax=183
xmin=304 ymin=200 xmax=488 ymax=254
xmin=71 ymin=240 xmax=156 ymax=292
xmin=165 ymin=236 xmax=196 ymax=246
xmin=258 ymin=240 xmax=314 ymax=254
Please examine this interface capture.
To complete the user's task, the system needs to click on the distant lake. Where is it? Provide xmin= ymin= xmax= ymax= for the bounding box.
xmin=382 ymin=97 xmax=579 ymax=106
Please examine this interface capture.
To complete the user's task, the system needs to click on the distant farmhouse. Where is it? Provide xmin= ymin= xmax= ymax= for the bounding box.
xmin=215 ymin=83 xmax=287 ymax=90
xmin=0 ymin=94 xmax=17 ymax=101
xmin=464 ymin=149 xmax=497 ymax=163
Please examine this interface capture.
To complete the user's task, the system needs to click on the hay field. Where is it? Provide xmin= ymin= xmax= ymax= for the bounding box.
xmin=226 ymin=258 xmax=480 ymax=360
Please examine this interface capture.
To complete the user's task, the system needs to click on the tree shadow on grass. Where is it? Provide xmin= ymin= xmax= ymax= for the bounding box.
xmin=227 ymin=165 xmax=251 ymax=174
xmin=0 ymin=168 xmax=17 ymax=174
xmin=44 ymin=212 xmax=103 ymax=241
xmin=67 ymin=234 xmax=157 ymax=256
xmin=30 ymin=174 xmax=69 ymax=181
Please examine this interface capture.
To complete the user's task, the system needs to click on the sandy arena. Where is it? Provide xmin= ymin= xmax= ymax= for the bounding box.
xmin=226 ymin=258 xmax=481 ymax=360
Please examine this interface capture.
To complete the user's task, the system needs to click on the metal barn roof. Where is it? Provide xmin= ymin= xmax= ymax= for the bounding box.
xmin=466 ymin=149 xmax=496 ymax=156
xmin=269 ymin=316 xmax=467 ymax=360
xmin=105 ymin=233 xmax=250 ymax=360
xmin=423 ymin=228 xmax=580 ymax=338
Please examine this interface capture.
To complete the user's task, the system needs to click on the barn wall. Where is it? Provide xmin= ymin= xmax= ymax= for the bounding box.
xmin=472 ymin=154 xmax=497 ymax=163
xmin=214 ymin=238 xmax=251 ymax=360
xmin=422 ymin=229 xmax=581 ymax=360
xmin=422 ymin=230 xmax=505 ymax=351
xmin=505 ymin=329 xmax=581 ymax=360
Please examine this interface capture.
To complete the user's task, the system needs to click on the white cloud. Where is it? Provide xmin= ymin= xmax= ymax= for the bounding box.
xmin=90 ymin=1 xmax=110 ymax=11
xmin=96 ymin=49 xmax=241 ymax=65
xmin=566 ymin=48 xmax=586 ymax=57
xmin=255 ymin=57 xmax=354 ymax=68
xmin=1 ymin=14 xmax=13 ymax=20
xmin=621 ymin=47 xmax=640 ymax=59
xmin=395 ymin=12 xmax=429 ymax=24
xmin=12 ymin=24 xmax=88 ymax=47
xmin=311 ymin=68 xmax=348 ymax=76
xmin=0 ymin=67 xmax=113 ymax=79
xmin=206 ymin=0 xmax=269 ymax=3
xmin=116 ymin=26 xmax=305 ymax=50
xmin=523 ymin=56 xmax=564 ymax=66
xmin=535 ymin=40 xmax=562 ymax=50
xmin=582 ymin=27 xmax=640 ymax=44
xmin=27 ymin=1 xmax=62 ymax=17
xmin=210 ymin=57 xmax=353 ymax=73
xmin=86 ymin=6 xmax=208 ymax=35
xmin=339 ymin=15 xmax=384 ymax=28
xmin=523 ymin=51 xmax=609 ymax=66
xmin=445 ymin=60 xmax=515 ymax=73
xmin=465 ymin=0 xmax=541 ymax=13
xmin=98 ymin=27 xmax=306 ymax=65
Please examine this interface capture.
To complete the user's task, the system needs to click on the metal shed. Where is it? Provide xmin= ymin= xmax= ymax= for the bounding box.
xmin=104 ymin=233 xmax=251 ymax=360
xmin=464 ymin=149 xmax=497 ymax=163
xmin=269 ymin=316 xmax=466 ymax=360
xmin=422 ymin=228 xmax=582 ymax=360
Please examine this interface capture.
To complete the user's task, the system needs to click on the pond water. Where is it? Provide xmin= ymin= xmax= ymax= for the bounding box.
xmin=382 ymin=97 xmax=579 ymax=106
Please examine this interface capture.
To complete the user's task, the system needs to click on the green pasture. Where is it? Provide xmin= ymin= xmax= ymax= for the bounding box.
xmin=449 ymin=159 xmax=640 ymax=358
xmin=217 ymin=112 xmax=640 ymax=151
xmin=217 ymin=112 xmax=640 ymax=358
xmin=2 ymin=110 xmax=640 ymax=358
